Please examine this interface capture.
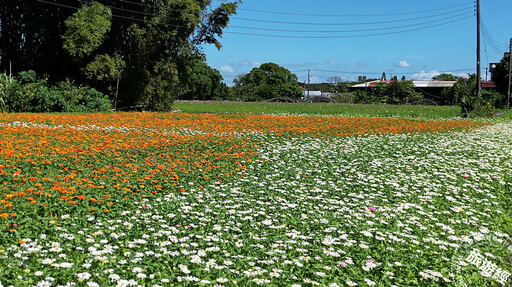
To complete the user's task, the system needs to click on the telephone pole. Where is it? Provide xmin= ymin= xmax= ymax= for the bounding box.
xmin=476 ymin=0 xmax=481 ymax=98
xmin=508 ymin=38 xmax=512 ymax=109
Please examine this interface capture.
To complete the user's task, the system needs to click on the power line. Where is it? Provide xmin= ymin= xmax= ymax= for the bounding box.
xmin=237 ymin=3 xmax=473 ymax=17
xmin=229 ymin=11 xmax=472 ymax=34
xmin=232 ymin=7 xmax=474 ymax=26
xmin=112 ymin=0 xmax=473 ymax=19
xmin=225 ymin=16 xmax=472 ymax=39
xmin=480 ymin=18 xmax=508 ymax=53
xmin=47 ymin=0 xmax=473 ymax=29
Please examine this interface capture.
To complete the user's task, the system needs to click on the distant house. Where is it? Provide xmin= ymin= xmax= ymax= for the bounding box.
xmin=351 ymin=80 xmax=496 ymax=102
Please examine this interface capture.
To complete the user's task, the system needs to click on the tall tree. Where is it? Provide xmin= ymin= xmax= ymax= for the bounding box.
xmin=181 ymin=60 xmax=232 ymax=101
xmin=491 ymin=53 xmax=510 ymax=96
xmin=234 ymin=62 xmax=302 ymax=101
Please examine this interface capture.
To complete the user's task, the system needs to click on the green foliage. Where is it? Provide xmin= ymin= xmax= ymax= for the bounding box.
xmin=139 ymin=59 xmax=180 ymax=111
xmin=181 ymin=60 xmax=233 ymax=101
xmin=354 ymin=81 xmax=421 ymax=104
xmin=0 ymin=71 xmax=110 ymax=113
xmin=2 ymin=1 xmax=239 ymax=111
xmin=54 ymin=79 xmax=111 ymax=112
xmin=491 ymin=53 xmax=511 ymax=98
xmin=442 ymin=75 xmax=496 ymax=116
xmin=432 ymin=73 xmax=464 ymax=81
xmin=83 ymin=53 xmax=125 ymax=107
xmin=62 ymin=2 xmax=112 ymax=59
xmin=0 ymin=72 xmax=18 ymax=112
xmin=83 ymin=54 xmax=125 ymax=82
xmin=234 ymin=62 xmax=302 ymax=101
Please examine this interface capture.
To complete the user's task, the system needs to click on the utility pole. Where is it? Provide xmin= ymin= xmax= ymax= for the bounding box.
xmin=508 ymin=38 xmax=512 ymax=109
xmin=476 ymin=0 xmax=481 ymax=98
xmin=307 ymin=69 xmax=311 ymax=99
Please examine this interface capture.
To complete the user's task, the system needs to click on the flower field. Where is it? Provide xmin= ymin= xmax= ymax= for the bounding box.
xmin=0 ymin=112 xmax=511 ymax=287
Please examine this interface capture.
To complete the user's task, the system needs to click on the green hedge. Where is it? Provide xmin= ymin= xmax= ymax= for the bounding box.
xmin=0 ymin=70 xmax=110 ymax=113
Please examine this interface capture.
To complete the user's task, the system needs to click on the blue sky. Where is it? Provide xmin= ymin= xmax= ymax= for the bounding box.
xmin=204 ymin=0 xmax=512 ymax=85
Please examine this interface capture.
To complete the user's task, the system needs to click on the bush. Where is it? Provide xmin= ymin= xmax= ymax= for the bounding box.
xmin=354 ymin=81 xmax=421 ymax=104
xmin=0 ymin=71 xmax=111 ymax=113
xmin=443 ymin=75 xmax=500 ymax=117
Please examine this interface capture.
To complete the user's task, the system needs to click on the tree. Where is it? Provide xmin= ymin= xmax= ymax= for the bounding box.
xmin=432 ymin=73 xmax=463 ymax=81
xmin=181 ymin=60 xmax=233 ymax=101
xmin=62 ymin=2 xmax=112 ymax=59
xmin=0 ymin=0 xmax=240 ymax=111
xmin=491 ymin=53 xmax=510 ymax=96
xmin=233 ymin=63 xmax=302 ymax=101
xmin=441 ymin=74 xmax=500 ymax=116
xmin=83 ymin=53 xmax=125 ymax=109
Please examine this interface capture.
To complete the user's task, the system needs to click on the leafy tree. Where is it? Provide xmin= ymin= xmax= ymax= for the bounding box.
xmin=62 ymin=2 xmax=112 ymax=59
xmin=361 ymin=80 xmax=420 ymax=104
xmin=491 ymin=53 xmax=510 ymax=97
xmin=83 ymin=53 xmax=125 ymax=109
xmin=442 ymin=74 xmax=498 ymax=116
xmin=181 ymin=60 xmax=233 ymax=101
xmin=432 ymin=73 xmax=464 ymax=81
xmin=234 ymin=63 xmax=302 ymax=101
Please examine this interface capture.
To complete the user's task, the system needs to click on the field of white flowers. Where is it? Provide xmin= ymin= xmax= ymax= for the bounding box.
xmin=0 ymin=113 xmax=511 ymax=287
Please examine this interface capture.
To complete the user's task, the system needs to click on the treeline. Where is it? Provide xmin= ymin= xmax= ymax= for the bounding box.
xmin=0 ymin=0 xmax=239 ymax=111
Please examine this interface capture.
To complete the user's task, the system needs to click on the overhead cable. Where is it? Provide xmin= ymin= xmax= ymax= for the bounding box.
xmin=232 ymin=7 xmax=474 ymax=26
xmin=237 ymin=3 xmax=473 ymax=17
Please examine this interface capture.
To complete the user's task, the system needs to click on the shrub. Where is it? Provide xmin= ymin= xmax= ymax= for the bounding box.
xmin=0 ymin=71 xmax=110 ymax=113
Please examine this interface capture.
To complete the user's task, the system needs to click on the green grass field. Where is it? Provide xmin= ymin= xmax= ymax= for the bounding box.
xmin=172 ymin=101 xmax=462 ymax=119
xmin=173 ymin=101 xmax=512 ymax=120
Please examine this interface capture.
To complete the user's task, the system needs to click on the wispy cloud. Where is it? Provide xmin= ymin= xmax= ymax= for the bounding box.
xmin=358 ymin=62 xmax=368 ymax=66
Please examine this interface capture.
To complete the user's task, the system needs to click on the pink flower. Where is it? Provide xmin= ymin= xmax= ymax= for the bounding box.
xmin=368 ymin=207 xmax=377 ymax=212
xmin=338 ymin=262 xmax=347 ymax=267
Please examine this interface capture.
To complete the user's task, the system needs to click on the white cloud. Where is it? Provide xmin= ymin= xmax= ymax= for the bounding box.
xmin=220 ymin=65 xmax=235 ymax=73
xmin=328 ymin=61 xmax=338 ymax=66
xmin=395 ymin=61 xmax=411 ymax=68
xmin=410 ymin=70 xmax=440 ymax=80
xmin=358 ymin=62 xmax=368 ymax=66
xmin=250 ymin=62 xmax=261 ymax=66
xmin=410 ymin=71 xmax=471 ymax=80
